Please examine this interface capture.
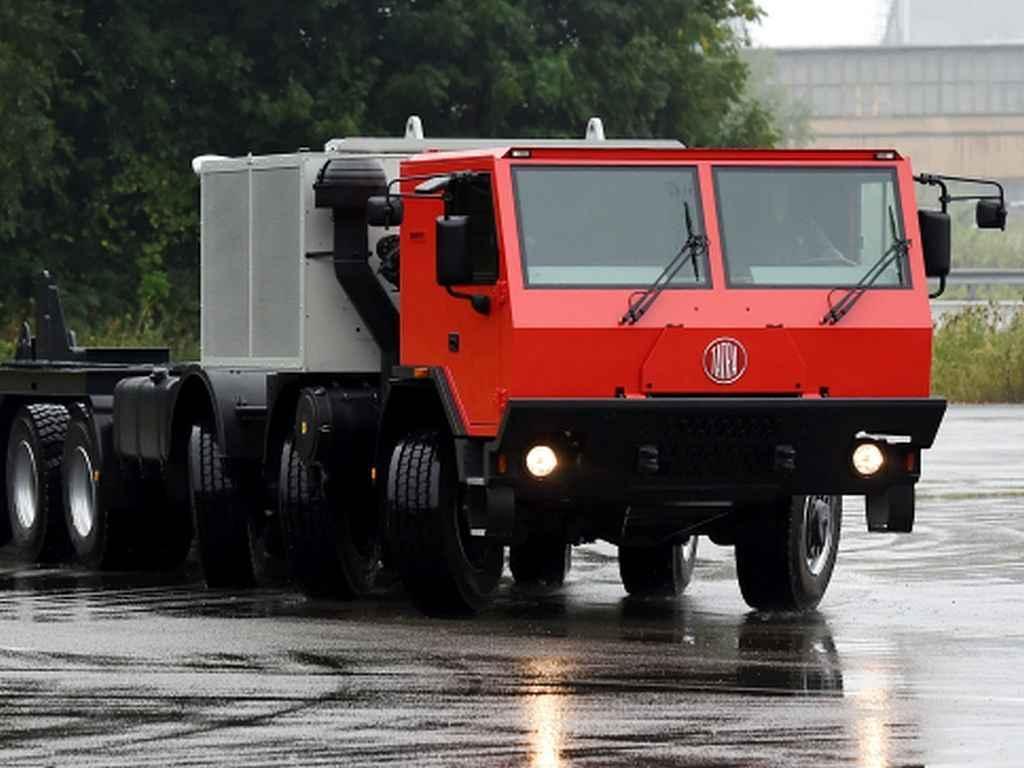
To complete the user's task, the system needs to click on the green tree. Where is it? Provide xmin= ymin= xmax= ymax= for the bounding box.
xmin=0 ymin=1 xmax=79 ymax=320
xmin=741 ymin=48 xmax=813 ymax=147
xmin=366 ymin=0 xmax=776 ymax=145
xmin=1 ymin=1 xmax=776 ymax=357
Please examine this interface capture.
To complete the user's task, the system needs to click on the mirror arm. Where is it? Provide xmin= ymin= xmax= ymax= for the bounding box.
xmin=445 ymin=287 xmax=491 ymax=316
xmin=929 ymin=275 xmax=946 ymax=300
xmin=914 ymin=174 xmax=951 ymax=213
xmin=915 ymin=172 xmax=1006 ymax=220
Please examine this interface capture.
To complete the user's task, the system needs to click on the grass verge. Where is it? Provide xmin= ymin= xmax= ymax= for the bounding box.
xmin=932 ymin=304 xmax=1024 ymax=402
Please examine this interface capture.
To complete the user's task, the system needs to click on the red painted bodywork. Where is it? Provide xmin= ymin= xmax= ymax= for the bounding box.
xmin=398 ymin=148 xmax=933 ymax=437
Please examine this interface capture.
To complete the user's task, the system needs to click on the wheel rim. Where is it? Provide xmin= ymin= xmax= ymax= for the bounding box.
xmin=11 ymin=440 xmax=39 ymax=531
xmin=449 ymin=480 xmax=493 ymax=573
xmin=681 ymin=536 xmax=697 ymax=564
xmin=803 ymin=495 xmax=834 ymax=576
xmin=454 ymin=503 xmax=492 ymax=571
xmin=67 ymin=446 xmax=97 ymax=539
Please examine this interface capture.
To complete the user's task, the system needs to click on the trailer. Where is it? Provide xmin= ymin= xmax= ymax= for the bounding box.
xmin=0 ymin=117 xmax=1006 ymax=614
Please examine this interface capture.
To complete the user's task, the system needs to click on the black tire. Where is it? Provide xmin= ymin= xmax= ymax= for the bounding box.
xmin=278 ymin=440 xmax=379 ymax=598
xmin=510 ymin=534 xmax=571 ymax=587
xmin=735 ymin=495 xmax=842 ymax=612
xmin=5 ymin=404 xmax=71 ymax=562
xmin=188 ymin=424 xmax=254 ymax=588
xmin=619 ymin=536 xmax=698 ymax=597
xmin=62 ymin=415 xmax=130 ymax=569
xmin=387 ymin=431 xmax=503 ymax=616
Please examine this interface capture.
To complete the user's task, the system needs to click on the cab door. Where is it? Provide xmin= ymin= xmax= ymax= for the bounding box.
xmin=400 ymin=171 xmax=504 ymax=434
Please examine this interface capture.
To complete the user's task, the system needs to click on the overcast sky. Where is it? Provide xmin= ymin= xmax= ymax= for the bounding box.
xmin=748 ymin=0 xmax=892 ymax=47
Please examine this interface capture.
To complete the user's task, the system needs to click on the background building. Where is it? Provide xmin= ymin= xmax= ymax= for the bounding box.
xmin=883 ymin=0 xmax=1024 ymax=46
xmin=761 ymin=0 xmax=1024 ymax=206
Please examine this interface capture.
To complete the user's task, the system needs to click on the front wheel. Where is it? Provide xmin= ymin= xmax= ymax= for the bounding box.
xmin=619 ymin=536 xmax=698 ymax=597
xmin=735 ymin=495 xmax=842 ymax=612
xmin=387 ymin=431 xmax=503 ymax=616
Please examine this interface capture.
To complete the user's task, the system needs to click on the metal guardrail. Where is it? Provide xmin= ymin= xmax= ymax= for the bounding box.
xmin=943 ymin=268 xmax=1024 ymax=286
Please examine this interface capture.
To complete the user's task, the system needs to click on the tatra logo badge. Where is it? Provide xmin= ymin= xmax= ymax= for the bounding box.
xmin=703 ymin=337 xmax=748 ymax=385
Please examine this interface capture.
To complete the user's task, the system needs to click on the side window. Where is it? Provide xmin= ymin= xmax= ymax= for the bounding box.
xmin=446 ymin=174 xmax=499 ymax=284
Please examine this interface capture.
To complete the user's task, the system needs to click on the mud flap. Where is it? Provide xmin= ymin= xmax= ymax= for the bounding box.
xmin=481 ymin=485 xmax=514 ymax=541
xmin=866 ymin=485 xmax=915 ymax=533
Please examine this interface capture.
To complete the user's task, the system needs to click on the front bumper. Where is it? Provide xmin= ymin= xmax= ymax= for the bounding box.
xmin=484 ymin=397 xmax=946 ymax=504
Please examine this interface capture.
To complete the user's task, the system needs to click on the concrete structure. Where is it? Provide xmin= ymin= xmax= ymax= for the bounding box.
xmin=767 ymin=44 xmax=1024 ymax=188
xmin=883 ymin=0 xmax=1024 ymax=46
xmin=761 ymin=0 xmax=1024 ymax=206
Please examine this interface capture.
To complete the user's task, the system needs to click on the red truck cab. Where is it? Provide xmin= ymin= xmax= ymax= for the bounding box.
xmin=380 ymin=145 xmax=995 ymax=614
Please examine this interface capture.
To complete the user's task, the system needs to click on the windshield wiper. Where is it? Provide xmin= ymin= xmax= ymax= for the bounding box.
xmin=820 ymin=206 xmax=909 ymax=326
xmin=620 ymin=202 xmax=707 ymax=326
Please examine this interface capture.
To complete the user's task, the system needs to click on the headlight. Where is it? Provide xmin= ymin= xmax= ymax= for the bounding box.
xmin=525 ymin=445 xmax=558 ymax=478
xmin=852 ymin=442 xmax=886 ymax=477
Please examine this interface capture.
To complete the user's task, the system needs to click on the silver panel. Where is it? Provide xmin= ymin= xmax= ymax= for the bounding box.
xmin=300 ymin=159 xmax=381 ymax=373
xmin=303 ymin=257 xmax=381 ymax=373
xmin=202 ymin=171 xmax=250 ymax=359
xmin=252 ymin=167 xmax=301 ymax=359
xmin=199 ymin=150 xmax=413 ymax=372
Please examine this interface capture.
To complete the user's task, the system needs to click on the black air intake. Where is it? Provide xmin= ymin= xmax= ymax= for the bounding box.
xmin=314 ymin=158 xmax=398 ymax=367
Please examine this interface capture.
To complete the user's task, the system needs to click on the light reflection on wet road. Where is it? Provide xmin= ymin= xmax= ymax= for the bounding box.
xmin=1 ymin=405 xmax=1022 ymax=766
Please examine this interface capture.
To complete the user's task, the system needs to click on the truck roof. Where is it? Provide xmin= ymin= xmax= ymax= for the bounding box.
xmin=401 ymin=146 xmax=907 ymax=164
xmin=324 ymin=137 xmax=686 ymax=153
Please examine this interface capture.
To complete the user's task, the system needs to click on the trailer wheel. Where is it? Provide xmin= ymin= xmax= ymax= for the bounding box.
xmin=278 ymin=440 xmax=379 ymax=598
xmin=510 ymin=535 xmax=571 ymax=587
xmin=387 ymin=431 xmax=503 ymax=615
xmin=62 ymin=416 xmax=129 ymax=569
xmin=619 ymin=536 xmax=698 ymax=597
xmin=735 ymin=495 xmax=842 ymax=612
xmin=5 ymin=404 xmax=71 ymax=562
xmin=188 ymin=424 xmax=254 ymax=588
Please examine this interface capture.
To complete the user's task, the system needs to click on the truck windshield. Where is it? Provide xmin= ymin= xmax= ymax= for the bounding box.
xmin=714 ymin=167 xmax=908 ymax=288
xmin=513 ymin=166 xmax=708 ymax=287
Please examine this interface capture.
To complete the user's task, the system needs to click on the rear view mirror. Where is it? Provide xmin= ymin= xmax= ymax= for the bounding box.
xmin=435 ymin=215 xmax=473 ymax=286
xmin=918 ymin=210 xmax=951 ymax=278
xmin=976 ymin=199 xmax=1007 ymax=230
xmin=367 ymin=195 xmax=403 ymax=227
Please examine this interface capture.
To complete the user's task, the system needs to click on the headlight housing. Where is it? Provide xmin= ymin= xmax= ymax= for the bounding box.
xmin=525 ymin=445 xmax=558 ymax=478
xmin=852 ymin=442 xmax=886 ymax=477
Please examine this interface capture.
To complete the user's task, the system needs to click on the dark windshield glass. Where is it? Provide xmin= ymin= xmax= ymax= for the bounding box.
xmin=513 ymin=166 xmax=708 ymax=287
xmin=715 ymin=167 xmax=908 ymax=287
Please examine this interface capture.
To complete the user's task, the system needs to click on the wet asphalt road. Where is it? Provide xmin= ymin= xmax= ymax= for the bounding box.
xmin=1 ymin=405 xmax=1022 ymax=767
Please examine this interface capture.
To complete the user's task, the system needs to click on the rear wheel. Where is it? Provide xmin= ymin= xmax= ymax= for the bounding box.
xmin=6 ymin=404 xmax=70 ymax=562
xmin=387 ymin=431 xmax=503 ymax=615
xmin=279 ymin=440 xmax=379 ymax=598
xmin=735 ymin=494 xmax=842 ymax=612
xmin=63 ymin=415 xmax=129 ymax=569
xmin=510 ymin=534 xmax=571 ymax=587
xmin=619 ymin=536 xmax=698 ymax=597
xmin=188 ymin=424 xmax=255 ymax=587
